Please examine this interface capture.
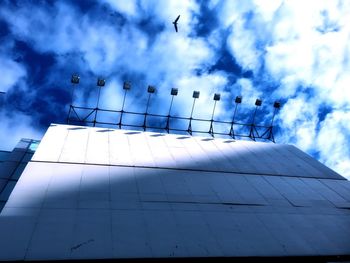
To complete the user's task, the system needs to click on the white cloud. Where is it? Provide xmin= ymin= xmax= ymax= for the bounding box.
xmin=0 ymin=56 xmax=27 ymax=93
xmin=0 ymin=1 xmax=213 ymax=80
xmin=0 ymin=38 xmax=27 ymax=93
xmin=175 ymin=72 xmax=228 ymax=118
xmin=0 ymin=110 xmax=43 ymax=151
xmin=226 ymin=22 xmax=262 ymax=72
xmin=317 ymin=110 xmax=350 ymax=179
xmin=212 ymin=0 xmax=350 ymax=178
xmin=252 ymin=0 xmax=283 ymax=22
xmin=0 ymin=0 xmax=219 ymax=138
xmin=278 ymin=95 xmax=318 ymax=152
xmin=236 ymin=78 xmax=262 ymax=105
xmin=102 ymin=0 xmax=138 ymax=17
xmin=1 ymin=0 xmax=350 ymax=179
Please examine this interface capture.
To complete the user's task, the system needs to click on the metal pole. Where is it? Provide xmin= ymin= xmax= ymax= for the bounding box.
xmin=143 ymin=93 xmax=152 ymax=131
xmin=261 ymin=106 xmax=279 ymax=142
xmin=187 ymin=98 xmax=197 ymax=135
xmin=190 ymin=98 xmax=196 ymax=118
xmin=96 ymin=86 xmax=102 ymax=108
xmin=209 ymin=101 xmax=217 ymax=137
xmin=267 ymin=107 xmax=278 ymax=142
xmin=67 ymin=83 xmax=75 ymax=124
xmin=67 ymin=105 xmax=72 ymax=124
xmin=93 ymin=86 xmax=102 ymax=127
xmin=67 ymin=84 xmax=75 ymax=124
xmin=119 ymin=89 xmax=128 ymax=129
xmin=70 ymin=83 xmax=75 ymax=106
xmin=168 ymin=95 xmax=175 ymax=116
xmin=165 ymin=95 xmax=175 ymax=133
xmin=270 ymin=107 xmax=277 ymax=126
xmin=229 ymin=103 xmax=238 ymax=139
xmin=249 ymin=106 xmax=258 ymax=141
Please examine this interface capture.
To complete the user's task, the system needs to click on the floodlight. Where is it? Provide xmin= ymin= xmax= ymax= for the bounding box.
xmin=147 ymin=85 xmax=155 ymax=93
xmin=97 ymin=78 xmax=106 ymax=87
xmin=71 ymin=74 xmax=80 ymax=84
xmin=273 ymin=101 xmax=281 ymax=109
xmin=213 ymin=93 xmax=221 ymax=101
xmin=255 ymin=99 xmax=262 ymax=106
xmin=193 ymin=91 xmax=200 ymax=98
xmin=123 ymin=82 xmax=131 ymax=90
xmin=235 ymin=96 xmax=242 ymax=103
xmin=171 ymin=88 xmax=178 ymax=96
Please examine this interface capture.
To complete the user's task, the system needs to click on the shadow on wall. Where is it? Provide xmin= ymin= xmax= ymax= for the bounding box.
xmin=3 ymin=141 xmax=349 ymax=214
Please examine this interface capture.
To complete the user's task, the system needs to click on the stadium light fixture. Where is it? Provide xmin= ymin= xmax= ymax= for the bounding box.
xmin=213 ymin=93 xmax=221 ymax=101
xmin=192 ymin=91 xmax=200 ymax=98
xmin=147 ymin=85 xmax=155 ymax=93
xmin=273 ymin=101 xmax=281 ymax=109
xmin=171 ymin=88 xmax=178 ymax=96
xmin=97 ymin=78 xmax=106 ymax=87
xmin=255 ymin=99 xmax=262 ymax=106
xmin=71 ymin=74 xmax=80 ymax=84
xmin=123 ymin=81 xmax=131 ymax=90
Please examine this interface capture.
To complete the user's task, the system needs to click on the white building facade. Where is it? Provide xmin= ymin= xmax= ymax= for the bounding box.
xmin=0 ymin=124 xmax=349 ymax=261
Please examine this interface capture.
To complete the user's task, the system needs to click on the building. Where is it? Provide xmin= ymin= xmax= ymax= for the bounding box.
xmin=0 ymin=123 xmax=349 ymax=261
xmin=0 ymin=138 xmax=40 ymax=211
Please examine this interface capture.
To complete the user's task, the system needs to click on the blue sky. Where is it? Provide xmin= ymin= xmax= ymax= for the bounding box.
xmin=0 ymin=0 xmax=349 ymax=179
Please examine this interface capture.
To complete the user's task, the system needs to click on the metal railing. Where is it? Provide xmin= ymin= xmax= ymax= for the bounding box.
xmin=67 ymin=76 xmax=280 ymax=142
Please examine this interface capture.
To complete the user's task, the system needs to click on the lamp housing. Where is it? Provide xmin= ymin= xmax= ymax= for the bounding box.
xmin=213 ymin=93 xmax=221 ymax=101
xmin=123 ymin=82 xmax=131 ymax=90
xmin=171 ymin=88 xmax=178 ymax=96
xmin=235 ymin=96 xmax=242 ymax=103
xmin=147 ymin=85 xmax=155 ymax=93
xmin=273 ymin=101 xmax=281 ymax=109
xmin=97 ymin=78 xmax=106 ymax=87
xmin=71 ymin=74 xmax=80 ymax=84
xmin=192 ymin=91 xmax=200 ymax=99
xmin=255 ymin=99 xmax=262 ymax=106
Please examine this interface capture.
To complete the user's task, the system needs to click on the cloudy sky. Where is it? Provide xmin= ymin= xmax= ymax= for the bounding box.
xmin=0 ymin=0 xmax=349 ymax=179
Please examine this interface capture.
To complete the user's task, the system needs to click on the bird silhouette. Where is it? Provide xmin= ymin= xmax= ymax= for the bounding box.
xmin=172 ymin=15 xmax=180 ymax=32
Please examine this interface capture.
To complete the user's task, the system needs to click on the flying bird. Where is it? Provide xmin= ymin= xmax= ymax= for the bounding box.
xmin=172 ymin=15 xmax=180 ymax=32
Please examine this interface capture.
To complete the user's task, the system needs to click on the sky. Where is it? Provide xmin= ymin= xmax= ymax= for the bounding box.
xmin=0 ymin=0 xmax=349 ymax=179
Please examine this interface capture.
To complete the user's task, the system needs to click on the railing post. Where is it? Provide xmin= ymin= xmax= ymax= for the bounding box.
xmin=94 ymin=78 xmax=105 ymax=127
xmin=143 ymin=85 xmax=155 ymax=131
xmin=209 ymin=93 xmax=220 ymax=137
xmin=187 ymin=91 xmax=200 ymax=135
xmin=118 ymin=81 xmax=131 ymax=129
xmin=249 ymin=99 xmax=262 ymax=141
xmin=165 ymin=88 xmax=178 ymax=133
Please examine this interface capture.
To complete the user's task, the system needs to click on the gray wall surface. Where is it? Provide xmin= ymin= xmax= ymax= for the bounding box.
xmin=0 ymin=124 xmax=349 ymax=261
